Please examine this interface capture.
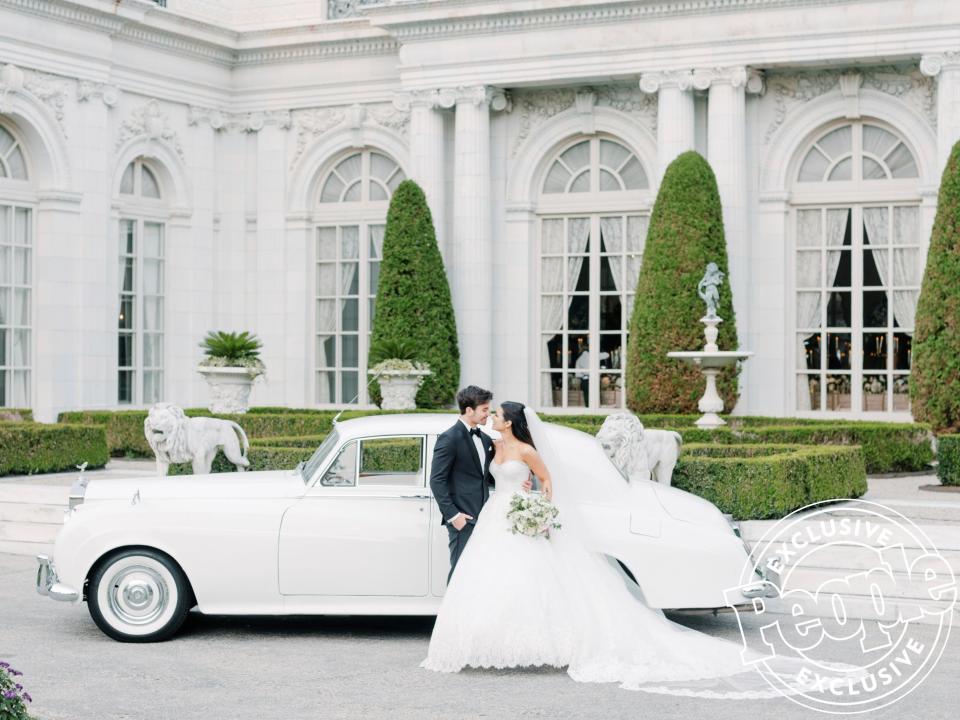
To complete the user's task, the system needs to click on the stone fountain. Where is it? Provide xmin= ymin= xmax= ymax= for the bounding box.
xmin=667 ymin=263 xmax=753 ymax=429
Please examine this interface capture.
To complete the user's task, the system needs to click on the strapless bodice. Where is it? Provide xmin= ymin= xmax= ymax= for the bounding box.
xmin=489 ymin=459 xmax=531 ymax=493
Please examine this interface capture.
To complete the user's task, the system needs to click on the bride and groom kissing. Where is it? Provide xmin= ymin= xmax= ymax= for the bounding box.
xmin=418 ymin=386 xmax=844 ymax=699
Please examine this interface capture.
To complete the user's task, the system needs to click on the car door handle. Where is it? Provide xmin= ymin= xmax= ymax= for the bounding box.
xmin=400 ymin=492 xmax=431 ymax=499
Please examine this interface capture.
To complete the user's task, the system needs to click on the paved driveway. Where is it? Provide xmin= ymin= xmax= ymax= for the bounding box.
xmin=1 ymin=553 xmax=956 ymax=720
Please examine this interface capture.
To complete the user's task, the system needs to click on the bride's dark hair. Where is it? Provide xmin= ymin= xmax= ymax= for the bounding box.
xmin=500 ymin=401 xmax=536 ymax=449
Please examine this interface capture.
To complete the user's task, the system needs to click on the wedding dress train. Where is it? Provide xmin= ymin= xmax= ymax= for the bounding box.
xmin=421 ymin=410 xmax=865 ymax=699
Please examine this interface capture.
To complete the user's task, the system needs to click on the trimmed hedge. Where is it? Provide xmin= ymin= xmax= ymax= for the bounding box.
xmin=0 ymin=422 xmax=109 ymax=476
xmin=57 ymin=409 xmax=336 ymax=458
xmin=543 ymin=415 xmax=932 ymax=474
xmin=674 ymin=444 xmax=867 ymax=519
xmin=911 ymin=139 xmax=960 ymax=433
xmin=626 ymin=151 xmax=740 ymax=413
xmin=936 ymin=435 xmax=960 ymax=486
xmin=369 ymin=180 xmax=460 ymax=408
xmin=167 ymin=446 xmax=312 ymax=476
xmin=0 ymin=408 xmax=33 ymax=422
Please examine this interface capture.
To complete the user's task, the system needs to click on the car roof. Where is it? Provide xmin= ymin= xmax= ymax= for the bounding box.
xmin=332 ymin=413 xmax=461 ymax=441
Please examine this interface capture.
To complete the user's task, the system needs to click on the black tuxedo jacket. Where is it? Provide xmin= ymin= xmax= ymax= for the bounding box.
xmin=429 ymin=420 xmax=495 ymax=526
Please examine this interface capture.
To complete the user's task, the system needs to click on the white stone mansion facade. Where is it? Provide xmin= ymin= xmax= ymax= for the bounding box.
xmin=0 ymin=0 xmax=957 ymax=422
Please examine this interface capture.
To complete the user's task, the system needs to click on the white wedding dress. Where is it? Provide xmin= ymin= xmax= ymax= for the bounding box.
xmin=420 ymin=410 xmax=866 ymax=699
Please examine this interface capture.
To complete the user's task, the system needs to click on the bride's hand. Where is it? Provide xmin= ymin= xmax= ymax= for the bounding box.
xmin=540 ymin=479 xmax=553 ymax=502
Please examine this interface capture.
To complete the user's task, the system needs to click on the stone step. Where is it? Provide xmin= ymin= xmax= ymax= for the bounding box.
xmin=0 ymin=501 xmax=67 ymax=524
xmin=739 ymin=518 xmax=960 ymax=551
xmin=0 ymin=520 xmax=63 ymax=544
xmin=0 ymin=538 xmax=52 ymax=557
xmin=0 ymin=484 xmax=70 ymax=505
xmin=776 ymin=565 xmax=950 ymax=602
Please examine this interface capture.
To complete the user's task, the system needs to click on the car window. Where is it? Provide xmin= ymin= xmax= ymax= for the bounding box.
xmin=358 ymin=436 xmax=424 ymax=487
xmin=301 ymin=429 xmax=340 ymax=484
xmin=319 ymin=440 xmax=358 ymax=487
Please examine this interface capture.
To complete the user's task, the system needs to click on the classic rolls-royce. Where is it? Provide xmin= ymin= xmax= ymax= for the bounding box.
xmin=37 ymin=414 xmax=772 ymax=642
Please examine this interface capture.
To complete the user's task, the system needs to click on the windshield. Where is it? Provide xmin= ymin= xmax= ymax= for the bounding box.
xmin=300 ymin=429 xmax=340 ymax=485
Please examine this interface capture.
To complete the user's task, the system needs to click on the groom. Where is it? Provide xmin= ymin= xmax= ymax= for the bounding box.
xmin=430 ymin=385 xmax=530 ymax=583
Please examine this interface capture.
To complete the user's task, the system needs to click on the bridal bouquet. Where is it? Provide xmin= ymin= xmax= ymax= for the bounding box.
xmin=506 ymin=493 xmax=561 ymax=538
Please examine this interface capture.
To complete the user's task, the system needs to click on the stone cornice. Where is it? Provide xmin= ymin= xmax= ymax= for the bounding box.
xmin=0 ymin=0 xmax=398 ymax=67
xmin=365 ymin=0 xmax=868 ymax=41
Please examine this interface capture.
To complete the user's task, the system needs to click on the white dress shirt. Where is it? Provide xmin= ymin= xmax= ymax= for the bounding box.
xmin=449 ymin=418 xmax=486 ymax=525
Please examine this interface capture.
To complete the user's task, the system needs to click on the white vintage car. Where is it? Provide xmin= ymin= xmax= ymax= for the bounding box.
xmin=37 ymin=414 xmax=773 ymax=642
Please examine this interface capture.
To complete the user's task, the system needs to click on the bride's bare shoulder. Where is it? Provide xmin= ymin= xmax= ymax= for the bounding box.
xmin=519 ymin=443 xmax=540 ymax=460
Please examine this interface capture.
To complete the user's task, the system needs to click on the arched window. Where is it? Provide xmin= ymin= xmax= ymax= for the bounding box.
xmin=117 ymin=158 xmax=166 ymax=405
xmin=314 ymin=149 xmax=406 ymax=405
xmin=537 ymin=135 xmax=652 ymax=410
xmin=0 ymin=122 xmax=32 ymax=407
xmin=792 ymin=121 xmax=921 ymax=415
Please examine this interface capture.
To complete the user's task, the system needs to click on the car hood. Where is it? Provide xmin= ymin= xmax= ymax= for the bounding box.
xmin=83 ymin=470 xmax=305 ymax=501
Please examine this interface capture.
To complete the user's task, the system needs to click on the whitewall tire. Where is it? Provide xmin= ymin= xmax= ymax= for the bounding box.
xmin=88 ymin=548 xmax=191 ymax=642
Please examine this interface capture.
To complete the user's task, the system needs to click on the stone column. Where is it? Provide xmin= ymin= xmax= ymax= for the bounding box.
xmin=640 ymin=70 xmax=695 ymax=180
xmin=441 ymin=85 xmax=509 ymax=389
xmin=921 ymin=52 xmax=960 ymax=177
xmin=399 ymin=90 xmax=447 ymax=256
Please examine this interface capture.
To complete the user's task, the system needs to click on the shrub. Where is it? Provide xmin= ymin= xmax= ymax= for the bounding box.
xmin=543 ymin=415 xmax=932 ymax=474
xmin=674 ymin=444 xmax=867 ymax=519
xmin=369 ymin=180 xmax=459 ymax=408
xmin=167 ymin=446 xmax=312 ymax=475
xmin=911 ymin=139 xmax=960 ymax=432
xmin=0 ymin=422 xmax=108 ymax=476
xmin=936 ymin=435 xmax=960 ymax=486
xmin=57 ymin=410 xmax=335 ymax=458
xmin=0 ymin=660 xmax=33 ymax=719
xmin=626 ymin=152 xmax=740 ymax=413
xmin=0 ymin=408 xmax=32 ymax=422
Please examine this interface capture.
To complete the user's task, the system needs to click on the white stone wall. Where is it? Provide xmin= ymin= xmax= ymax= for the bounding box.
xmin=1 ymin=0 xmax=958 ymax=421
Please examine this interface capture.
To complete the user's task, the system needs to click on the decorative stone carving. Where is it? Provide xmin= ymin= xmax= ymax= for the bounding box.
xmin=115 ymin=98 xmax=185 ymax=160
xmin=511 ymin=84 xmax=655 ymax=156
xmin=639 ymin=69 xmax=693 ymax=93
xmin=838 ymin=72 xmax=864 ymax=118
xmin=77 ymin=80 xmax=119 ymax=108
xmin=596 ymin=412 xmax=683 ymax=486
xmin=920 ymin=52 xmax=960 ymax=78
xmin=291 ymin=107 xmax=346 ymax=165
xmin=197 ymin=365 xmax=259 ymax=414
xmin=692 ymin=66 xmax=748 ymax=91
xmin=1 ymin=64 xmax=71 ymax=137
xmin=763 ymin=64 xmax=936 ymax=143
xmin=144 ymin=402 xmax=250 ymax=476
xmin=367 ymin=100 xmax=410 ymax=135
xmin=327 ymin=0 xmax=385 ymax=19
xmin=372 ymin=369 xmax=432 ymax=411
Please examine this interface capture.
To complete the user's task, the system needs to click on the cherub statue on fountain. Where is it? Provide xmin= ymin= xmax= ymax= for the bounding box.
xmin=697 ymin=262 xmax=725 ymax=320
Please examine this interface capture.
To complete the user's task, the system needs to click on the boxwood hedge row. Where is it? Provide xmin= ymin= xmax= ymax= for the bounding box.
xmin=0 ymin=422 xmax=108 ymax=476
xmin=674 ymin=444 xmax=867 ymax=519
xmin=936 ymin=435 xmax=960 ymax=486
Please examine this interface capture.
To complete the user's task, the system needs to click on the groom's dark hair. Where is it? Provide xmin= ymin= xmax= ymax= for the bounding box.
xmin=457 ymin=385 xmax=493 ymax=414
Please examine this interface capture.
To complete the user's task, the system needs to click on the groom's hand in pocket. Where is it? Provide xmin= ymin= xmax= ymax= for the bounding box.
xmin=451 ymin=513 xmax=474 ymax=531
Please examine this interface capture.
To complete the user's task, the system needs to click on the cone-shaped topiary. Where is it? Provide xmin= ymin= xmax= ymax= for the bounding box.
xmin=625 ymin=151 xmax=741 ymax=413
xmin=910 ymin=140 xmax=960 ymax=432
xmin=369 ymin=179 xmax=460 ymax=407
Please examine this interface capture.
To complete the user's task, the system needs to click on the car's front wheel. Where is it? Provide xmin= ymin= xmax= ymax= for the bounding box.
xmin=87 ymin=548 xmax=191 ymax=642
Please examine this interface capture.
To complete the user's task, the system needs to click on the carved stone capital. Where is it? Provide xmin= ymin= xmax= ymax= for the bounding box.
xmin=745 ymin=69 xmax=766 ymax=96
xmin=692 ymin=66 xmax=748 ymax=91
xmin=639 ymin=69 xmax=693 ymax=94
xmin=188 ymin=105 xmax=227 ymax=130
xmin=437 ymin=85 xmax=511 ymax=112
xmin=77 ymin=80 xmax=119 ymax=108
xmin=393 ymin=89 xmax=441 ymax=112
xmin=920 ymin=52 xmax=960 ymax=77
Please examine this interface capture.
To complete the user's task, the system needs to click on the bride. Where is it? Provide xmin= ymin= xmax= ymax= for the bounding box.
xmin=420 ymin=402 xmax=862 ymax=698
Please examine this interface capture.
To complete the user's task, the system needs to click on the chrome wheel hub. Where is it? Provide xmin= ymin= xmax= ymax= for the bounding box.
xmin=107 ymin=565 xmax=169 ymax=626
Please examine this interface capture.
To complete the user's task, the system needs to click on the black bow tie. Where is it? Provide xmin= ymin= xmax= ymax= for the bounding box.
xmin=468 ymin=427 xmax=482 ymax=438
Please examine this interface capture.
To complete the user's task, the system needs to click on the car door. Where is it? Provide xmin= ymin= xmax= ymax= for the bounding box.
xmin=278 ymin=434 xmax=431 ymax=596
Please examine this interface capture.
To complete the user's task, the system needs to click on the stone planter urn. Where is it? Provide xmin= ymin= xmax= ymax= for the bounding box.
xmin=197 ymin=365 xmax=258 ymax=414
xmin=371 ymin=368 xmax=432 ymax=410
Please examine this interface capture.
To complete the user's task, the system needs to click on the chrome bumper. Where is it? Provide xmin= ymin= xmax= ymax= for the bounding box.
xmin=36 ymin=554 xmax=79 ymax=602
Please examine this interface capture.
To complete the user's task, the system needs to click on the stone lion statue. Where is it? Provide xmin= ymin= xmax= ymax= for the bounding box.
xmin=596 ymin=412 xmax=682 ymax=486
xmin=144 ymin=402 xmax=250 ymax=476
